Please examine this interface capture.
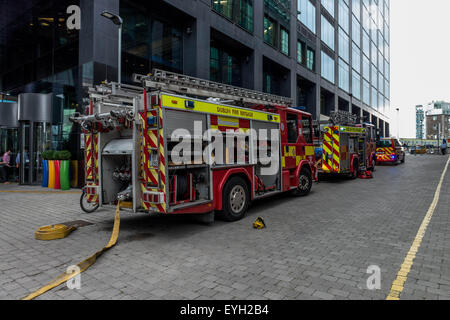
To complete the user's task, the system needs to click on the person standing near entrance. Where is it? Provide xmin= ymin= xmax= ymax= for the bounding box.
xmin=442 ymin=139 xmax=448 ymax=155
xmin=16 ymin=149 xmax=30 ymax=168
xmin=1 ymin=150 xmax=12 ymax=184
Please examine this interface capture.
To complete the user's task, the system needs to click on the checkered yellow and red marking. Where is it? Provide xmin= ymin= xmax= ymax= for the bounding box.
xmin=322 ymin=127 xmax=340 ymax=173
xmin=139 ymin=106 xmax=167 ymax=213
xmin=85 ymin=133 xmax=99 ymax=182
xmin=86 ymin=182 xmax=99 ymax=204
xmin=376 ymin=147 xmax=396 ymax=161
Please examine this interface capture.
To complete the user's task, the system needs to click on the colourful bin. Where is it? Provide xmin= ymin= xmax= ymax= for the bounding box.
xmin=42 ymin=160 xmax=49 ymax=188
xmin=48 ymin=160 xmax=55 ymax=189
xmin=60 ymin=160 xmax=70 ymax=191
xmin=54 ymin=160 xmax=61 ymax=190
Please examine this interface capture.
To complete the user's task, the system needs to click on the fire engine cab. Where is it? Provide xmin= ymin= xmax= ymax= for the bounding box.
xmin=71 ymin=69 xmax=317 ymax=222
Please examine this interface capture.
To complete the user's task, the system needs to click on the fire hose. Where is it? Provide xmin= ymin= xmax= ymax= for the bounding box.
xmin=22 ymin=201 xmax=122 ymax=300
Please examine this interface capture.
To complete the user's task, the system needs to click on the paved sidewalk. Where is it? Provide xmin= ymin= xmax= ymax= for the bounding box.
xmin=0 ymin=155 xmax=449 ymax=300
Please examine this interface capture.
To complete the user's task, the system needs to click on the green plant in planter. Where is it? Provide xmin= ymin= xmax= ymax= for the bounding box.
xmin=42 ymin=150 xmax=56 ymax=160
xmin=55 ymin=150 xmax=72 ymax=160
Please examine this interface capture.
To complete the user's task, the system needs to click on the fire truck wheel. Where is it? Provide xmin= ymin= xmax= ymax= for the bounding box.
xmin=80 ymin=191 xmax=100 ymax=214
xmin=292 ymin=168 xmax=312 ymax=197
xmin=221 ymin=177 xmax=250 ymax=222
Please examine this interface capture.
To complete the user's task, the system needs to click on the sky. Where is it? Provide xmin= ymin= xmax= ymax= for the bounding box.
xmin=390 ymin=0 xmax=450 ymax=138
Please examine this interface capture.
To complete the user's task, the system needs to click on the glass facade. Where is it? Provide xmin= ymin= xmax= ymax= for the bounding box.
xmin=0 ymin=0 xmax=80 ymax=92
xmin=121 ymin=3 xmax=183 ymax=83
xmin=0 ymin=0 xmax=85 ymax=164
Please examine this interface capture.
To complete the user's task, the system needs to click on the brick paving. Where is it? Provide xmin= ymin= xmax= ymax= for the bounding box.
xmin=0 ymin=154 xmax=449 ymax=300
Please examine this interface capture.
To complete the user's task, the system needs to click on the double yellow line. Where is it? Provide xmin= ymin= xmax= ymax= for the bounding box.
xmin=387 ymin=156 xmax=450 ymax=300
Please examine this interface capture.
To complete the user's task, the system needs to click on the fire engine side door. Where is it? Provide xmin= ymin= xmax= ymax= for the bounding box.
xmin=283 ymin=111 xmax=300 ymax=170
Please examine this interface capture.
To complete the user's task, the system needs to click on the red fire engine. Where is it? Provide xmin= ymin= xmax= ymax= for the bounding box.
xmin=71 ymin=69 xmax=317 ymax=222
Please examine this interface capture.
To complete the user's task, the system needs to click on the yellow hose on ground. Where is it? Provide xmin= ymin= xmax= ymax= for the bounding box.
xmin=22 ymin=202 xmax=121 ymax=300
xmin=35 ymin=225 xmax=77 ymax=241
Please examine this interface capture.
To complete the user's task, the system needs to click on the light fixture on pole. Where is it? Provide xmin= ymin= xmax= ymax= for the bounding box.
xmin=100 ymin=10 xmax=123 ymax=84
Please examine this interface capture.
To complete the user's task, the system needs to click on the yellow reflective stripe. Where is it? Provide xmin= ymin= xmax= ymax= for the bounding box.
xmin=161 ymin=95 xmax=281 ymax=123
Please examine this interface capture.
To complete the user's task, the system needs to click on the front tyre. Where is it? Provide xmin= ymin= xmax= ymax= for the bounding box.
xmin=80 ymin=191 xmax=100 ymax=214
xmin=292 ymin=168 xmax=312 ymax=197
xmin=221 ymin=177 xmax=250 ymax=222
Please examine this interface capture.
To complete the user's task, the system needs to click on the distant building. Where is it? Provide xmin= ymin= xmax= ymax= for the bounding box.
xmin=416 ymin=101 xmax=450 ymax=140
xmin=416 ymin=105 xmax=426 ymax=139
xmin=426 ymin=111 xmax=450 ymax=140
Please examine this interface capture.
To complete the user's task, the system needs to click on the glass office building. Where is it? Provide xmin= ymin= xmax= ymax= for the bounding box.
xmin=0 ymin=0 xmax=391 ymax=182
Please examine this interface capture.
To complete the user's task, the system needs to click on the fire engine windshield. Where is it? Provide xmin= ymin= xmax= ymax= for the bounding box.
xmin=377 ymin=140 xmax=393 ymax=148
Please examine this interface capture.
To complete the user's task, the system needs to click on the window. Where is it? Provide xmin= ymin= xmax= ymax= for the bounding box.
xmin=263 ymin=73 xmax=271 ymax=93
xmin=301 ymin=117 xmax=313 ymax=143
xmin=321 ymin=16 xmax=335 ymax=50
xmin=363 ymin=79 xmax=370 ymax=105
xmin=338 ymin=0 xmax=349 ymax=34
xmin=338 ymin=27 xmax=349 ymax=62
xmin=264 ymin=0 xmax=290 ymax=24
xmin=297 ymin=41 xmax=304 ymax=64
xmin=210 ymin=46 xmax=241 ymax=86
xmin=281 ymin=28 xmax=289 ymax=55
xmin=287 ymin=113 xmax=299 ymax=143
xmin=352 ymin=43 xmax=361 ymax=73
xmin=362 ymin=31 xmax=370 ymax=56
xmin=362 ymin=54 xmax=370 ymax=80
xmin=322 ymin=0 xmax=335 ymax=17
xmin=212 ymin=0 xmax=233 ymax=19
xmin=306 ymin=48 xmax=315 ymax=71
xmin=264 ymin=16 xmax=275 ymax=46
xmin=371 ymin=86 xmax=377 ymax=109
xmin=352 ymin=15 xmax=361 ymax=47
xmin=298 ymin=0 xmax=316 ymax=33
xmin=239 ymin=0 xmax=254 ymax=32
xmin=212 ymin=0 xmax=254 ymax=33
xmin=352 ymin=0 xmax=360 ymax=18
xmin=371 ymin=64 xmax=377 ymax=89
xmin=352 ymin=72 xmax=361 ymax=100
xmin=338 ymin=58 xmax=349 ymax=93
xmin=321 ymin=51 xmax=335 ymax=83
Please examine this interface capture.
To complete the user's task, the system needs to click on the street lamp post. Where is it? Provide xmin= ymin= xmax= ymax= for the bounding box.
xmin=396 ymin=108 xmax=400 ymax=138
xmin=100 ymin=10 xmax=123 ymax=84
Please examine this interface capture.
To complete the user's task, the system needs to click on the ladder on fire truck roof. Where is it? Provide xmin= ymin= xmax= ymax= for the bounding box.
xmin=329 ymin=110 xmax=358 ymax=126
xmin=133 ymin=69 xmax=293 ymax=108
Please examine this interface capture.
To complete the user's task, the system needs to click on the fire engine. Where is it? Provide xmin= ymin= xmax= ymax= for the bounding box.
xmin=316 ymin=111 xmax=377 ymax=179
xmin=70 ymin=69 xmax=317 ymax=222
